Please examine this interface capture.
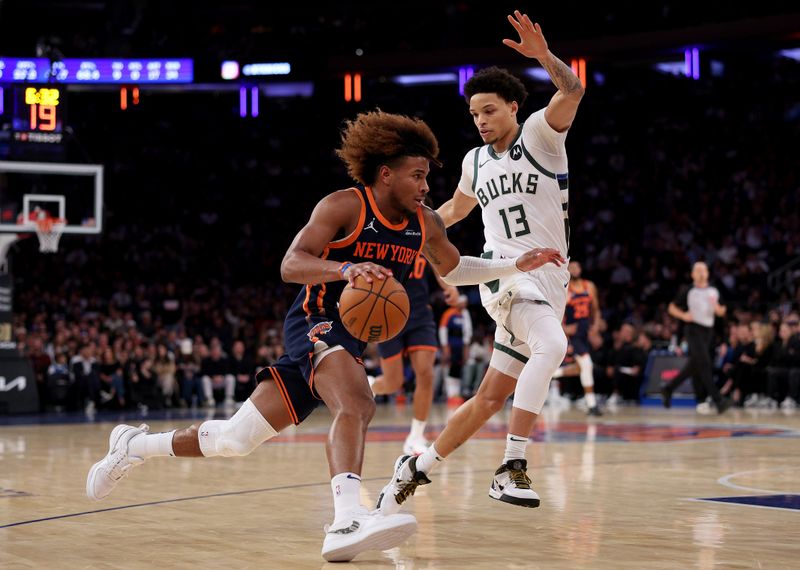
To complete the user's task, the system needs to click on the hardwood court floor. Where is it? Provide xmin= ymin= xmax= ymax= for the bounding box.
xmin=1 ymin=403 xmax=799 ymax=569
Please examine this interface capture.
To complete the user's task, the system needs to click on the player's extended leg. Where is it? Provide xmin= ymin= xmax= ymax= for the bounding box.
xmin=313 ymin=349 xmax=417 ymax=562
xmin=575 ymin=353 xmax=602 ymax=416
xmin=376 ymin=365 xmax=518 ymax=515
xmin=86 ymin=379 xmax=294 ymax=500
xmin=494 ymin=299 xmax=568 ymax=508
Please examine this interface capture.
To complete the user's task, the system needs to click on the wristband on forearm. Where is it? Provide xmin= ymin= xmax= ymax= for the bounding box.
xmin=338 ymin=262 xmax=353 ymax=279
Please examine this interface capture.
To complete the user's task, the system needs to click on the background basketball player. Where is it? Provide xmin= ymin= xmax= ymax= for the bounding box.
xmin=439 ymin=293 xmax=473 ymax=407
xmin=564 ymin=260 xmax=602 ymax=416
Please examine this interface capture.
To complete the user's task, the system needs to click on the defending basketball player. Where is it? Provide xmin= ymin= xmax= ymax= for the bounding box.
xmin=564 ymin=260 xmax=602 ymax=416
xmin=378 ymin=11 xmax=586 ymax=514
xmin=85 ymin=110 xmax=563 ymax=562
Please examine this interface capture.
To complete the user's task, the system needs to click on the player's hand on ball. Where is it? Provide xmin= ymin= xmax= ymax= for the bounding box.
xmin=515 ymin=248 xmax=565 ymax=271
xmin=343 ymin=262 xmax=393 ymax=286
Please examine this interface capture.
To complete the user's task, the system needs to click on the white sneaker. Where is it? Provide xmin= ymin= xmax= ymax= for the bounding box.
xmin=696 ymin=401 xmax=714 ymax=415
xmin=488 ymin=459 xmax=541 ymax=508
xmin=607 ymin=393 xmax=622 ymax=407
xmin=402 ymin=434 xmax=429 ymax=455
xmin=743 ymin=393 xmax=760 ymax=408
xmin=781 ymin=398 xmax=797 ymax=410
xmin=376 ymin=454 xmax=431 ymax=516
xmin=321 ymin=507 xmax=417 ymax=562
xmin=86 ymin=423 xmax=149 ymax=500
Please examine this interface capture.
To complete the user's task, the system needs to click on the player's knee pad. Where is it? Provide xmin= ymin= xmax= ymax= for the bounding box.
xmin=575 ymin=354 xmax=595 ymax=388
xmin=536 ymin=330 xmax=568 ymax=370
xmin=198 ymin=399 xmax=278 ymax=457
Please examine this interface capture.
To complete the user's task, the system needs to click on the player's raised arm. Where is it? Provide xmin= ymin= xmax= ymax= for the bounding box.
xmin=503 ymin=10 xmax=584 ymax=132
xmin=420 ymin=207 xmax=565 ymax=285
xmin=280 ymin=191 xmax=392 ymax=285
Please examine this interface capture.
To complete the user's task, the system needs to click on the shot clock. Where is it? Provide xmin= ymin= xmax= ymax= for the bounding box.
xmin=16 ymin=86 xmax=63 ymax=137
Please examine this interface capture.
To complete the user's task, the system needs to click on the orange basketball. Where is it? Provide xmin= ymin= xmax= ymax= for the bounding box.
xmin=339 ymin=274 xmax=410 ymax=343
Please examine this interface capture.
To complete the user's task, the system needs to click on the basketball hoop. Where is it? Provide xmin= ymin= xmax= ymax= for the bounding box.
xmin=29 ymin=218 xmax=67 ymax=253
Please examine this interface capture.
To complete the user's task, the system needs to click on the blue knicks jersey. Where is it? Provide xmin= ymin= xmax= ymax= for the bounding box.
xmin=297 ymin=186 xmax=426 ymax=321
xmin=565 ymin=282 xmax=592 ymax=334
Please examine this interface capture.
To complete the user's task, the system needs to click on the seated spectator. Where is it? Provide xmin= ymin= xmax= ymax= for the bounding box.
xmin=46 ymin=353 xmax=71 ymax=412
xmin=153 ymin=343 xmax=178 ymax=407
xmin=200 ymin=340 xmax=234 ymax=407
xmin=26 ymin=335 xmax=52 ymax=412
xmin=176 ymin=339 xmax=202 ymax=407
xmin=742 ymin=322 xmax=776 ymax=407
xmin=70 ymin=343 xmax=99 ymax=413
xmin=607 ymin=323 xmax=647 ymax=403
xmin=130 ymin=353 xmax=161 ymax=411
xmin=229 ymin=340 xmax=256 ymax=404
xmin=97 ymin=347 xmax=126 ymax=409
xmin=766 ymin=318 xmax=800 ymax=409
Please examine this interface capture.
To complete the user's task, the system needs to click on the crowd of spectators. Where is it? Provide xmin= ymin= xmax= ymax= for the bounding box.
xmin=6 ymin=43 xmax=800 ymax=414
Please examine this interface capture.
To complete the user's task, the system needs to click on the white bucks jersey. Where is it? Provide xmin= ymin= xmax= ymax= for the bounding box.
xmin=458 ymin=109 xmax=570 ymax=259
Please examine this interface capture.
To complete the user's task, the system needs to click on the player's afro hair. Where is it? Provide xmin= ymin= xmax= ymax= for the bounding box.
xmin=336 ymin=110 xmax=441 ymax=186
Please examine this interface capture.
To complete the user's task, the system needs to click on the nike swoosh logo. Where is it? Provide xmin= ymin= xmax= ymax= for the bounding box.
xmin=479 ymin=159 xmax=492 ymax=168
xmin=509 ymin=437 xmax=527 ymax=442
xmin=346 ymin=474 xmax=361 ymax=481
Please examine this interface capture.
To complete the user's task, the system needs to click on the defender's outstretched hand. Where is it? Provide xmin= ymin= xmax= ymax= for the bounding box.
xmin=503 ymin=10 xmax=548 ymax=59
xmin=515 ymin=248 xmax=565 ymax=272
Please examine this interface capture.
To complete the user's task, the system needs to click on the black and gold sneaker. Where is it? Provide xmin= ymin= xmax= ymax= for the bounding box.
xmin=376 ymin=454 xmax=432 ymax=515
xmin=488 ymin=458 xmax=541 ymax=508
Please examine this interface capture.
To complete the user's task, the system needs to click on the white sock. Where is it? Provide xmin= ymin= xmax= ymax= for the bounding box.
xmin=409 ymin=418 xmax=426 ymax=440
xmin=331 ymin=472 xmax=362 ymax=522
xmin=576 ymin=354 xmax=597 ymax=408
xmin=128 ymin=430 xmax=175 ymax=459
xmin=503 ymin=433 xmax=528 ymax=464
xmin=415 ymin=443 xmax=443 ymax=474
xmin=445 ymin=376 xmax=461 ymax=398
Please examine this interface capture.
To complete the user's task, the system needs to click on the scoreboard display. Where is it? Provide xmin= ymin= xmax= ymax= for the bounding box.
xmin=12 ymin=86 xmax=64 ymax=144
xmin=0 ymin=57 xmax=192 ymax=158
xmin=0 ymin=85 xmax=65 ymax=158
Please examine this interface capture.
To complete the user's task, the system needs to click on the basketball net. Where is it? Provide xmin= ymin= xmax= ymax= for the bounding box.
xmin=30 ymin=217 xmax=66 ymax=253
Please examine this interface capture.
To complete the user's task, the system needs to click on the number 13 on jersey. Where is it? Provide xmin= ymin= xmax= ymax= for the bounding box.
xmin=498 ymin=204 xmax=531 ymax=238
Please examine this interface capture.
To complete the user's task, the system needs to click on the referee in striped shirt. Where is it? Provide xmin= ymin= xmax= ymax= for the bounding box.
xmin=662 ymin=262 xmax=732 ymax=413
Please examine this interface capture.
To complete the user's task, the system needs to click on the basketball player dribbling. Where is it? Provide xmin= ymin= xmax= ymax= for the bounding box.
xmin=379 ymin=10 xmax=586 ymax=514
xmin=85 ymin=110 xmax=564 ymax=562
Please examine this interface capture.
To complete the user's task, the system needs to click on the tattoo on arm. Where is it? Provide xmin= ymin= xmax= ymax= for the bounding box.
xmin=431 ymin=209 xmax=447 ymax=234
xmin=422 ymin=209 xmax=447 ymax=267
xmin=540 ymin=52 xmax=583 ymax=94
xmin=423 ymin=243 xmax=442 ymax=266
